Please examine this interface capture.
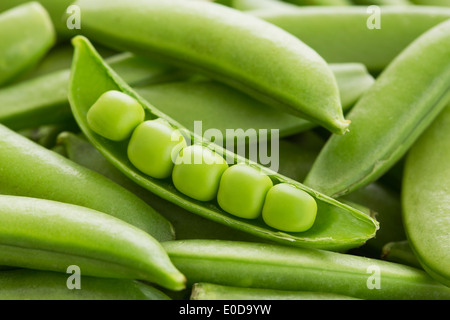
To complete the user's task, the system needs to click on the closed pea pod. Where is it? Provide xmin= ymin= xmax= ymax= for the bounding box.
xmin=163 ymin=240 xmax=450 ymax=300
xmin=0 ymin=195 xmax=186 ymax=291
xmin=68 ymin=36 xmax=378 ymax=251
xmin=0 ymin=2 xmax=56 ymax=86
xmin=402 ymin=105 xmax=450 ymax=286
xmin=304 ymin=19 xmax=450 ymax=197
xmin=0 ymin=269 xmax=170 ymax=300
xmin=252 ymin=6 xmax=450 ymax=72
xmin=72 ymin=0 xmax=349 ymax=135
xmin=0 ymin=123 xmax=174 ymax=242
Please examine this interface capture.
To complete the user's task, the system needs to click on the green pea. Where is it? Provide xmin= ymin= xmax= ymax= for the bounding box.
xmin=87 ymin=90 xmax=145 ymax=141
xmin=128 ymin=119 xmax=187 ymax=179
xmin=172 ymin=145 xmax=228 ymax=202
xmin=262 ymin=183 xmax=317 ymax=232
xmin=217 ymin=164 xmax=273 ymax=219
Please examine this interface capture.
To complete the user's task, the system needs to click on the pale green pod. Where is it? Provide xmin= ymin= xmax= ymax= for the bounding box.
xmin=163 ymin=240 xmax=450 ymax=300
xmin=0 ymin=2 xmax=56 ymax=86
xmin=0 ymin=195 xmax=186 ymax=291
xmin=304 ymin=19 xmax=450 ymax=197
xmin=402 ymin=105 xmax=450 ymax=286
xmin=0 ymin=269 xmax=170 ymax=300
xmin=252 ymin=6 xmax=450 ymax=71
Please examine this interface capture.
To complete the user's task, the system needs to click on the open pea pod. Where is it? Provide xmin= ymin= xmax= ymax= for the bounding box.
xmin=68 ymin=36 xmax=378 ymax=251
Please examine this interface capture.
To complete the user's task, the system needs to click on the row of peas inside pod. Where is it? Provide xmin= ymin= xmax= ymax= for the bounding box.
xmin=87 ymin=90 xmax=318 ymax=233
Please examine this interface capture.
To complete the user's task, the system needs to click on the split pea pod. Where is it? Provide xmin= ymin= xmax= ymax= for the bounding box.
xmin=0 ymin=123 xmax=174 ymax=242
xmin=0 ymin=269 xmax=170 ymax=300
xmin=0 ymin=2 xmax=56 ymax=86
xmin=402 ymin=105 xmax=450 ymax=286
xmin=0 ymin=195 xmax=185 ymax=291
xmin=0 ymin=52 xmax=179 ymax=131
xmin=252 ymin=6 xmax=450 ymax=72
xmin=304 ymin=19 xmax=450 ymax=197
xmin=190 ymin=283 xmax=359 ymax=300
xmin=163 ymin=240 xmax=450 ymax=300
xmin=68 ymin=36 xmax=378 ymax=251
xmin=73 ymin=0 xmax=349 ymax=135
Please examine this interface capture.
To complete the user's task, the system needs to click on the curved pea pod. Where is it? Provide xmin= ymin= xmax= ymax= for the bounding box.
xmin=73 ymin=0 xmax=349 ymax=135
xmin=402 ymin=105 xmax=450 ymax=287
xmin=0 ymin=195 xmax=185 ymax=291
xmin=252 ymin=6 xmax=450 ymax=72
xmin=0 ymin=2 xmax=56 ymax=86
xmin=68 ymin=36 xmax=378 ymax=251
xmin=135 ymin=63 xmax=373 ymax=142
xmin=304 ymin=19 xmax=450 ymax=197
xmin=190 ymin=283 xmax=359 ymax=300
xmin=0 ymin=124 xmax=174 ymax=242
xmin=0 ymin=269 xmax=170 ymax=300
xmin=163 ymin=240 xmax=450 ymax=300
xmin=0 ymin=52 xmax=179 ymax=131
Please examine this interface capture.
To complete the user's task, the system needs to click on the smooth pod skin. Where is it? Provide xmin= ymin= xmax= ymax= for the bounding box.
xmin=0 ymin=269 xmax=170 ymax=300
xmin=87 ymin=90 xmax=145 ymax=141
xmin=190 ymin=283 xmax=359 ymax=300
xmin=402 ymin=105 xmax=450 ymax=286
xmin=172 ymin=145 xmax=229 ymax=202
xmin=0 ymin=123 xmax=174 ymax=242
xmin=128 ymin=119 xmax=187 ymax=179
xmin=217 ymin=164 xmax=273 ymax=219
xmin=68 ymin=36 xmax=378 ymax=251
xmin=304 ymin=19 xmax=450 ymax=197
xmin=252 ymin=6 xmax=450 ymax=72
xmin=0 ymin=0 xmax=76 ymax=39
xmin=0 ymin=2 xmax=56 ymax=86
xmin=0 ymin=195 xmax=186 ymax=291
xmin=163 ymin=240 xmax=450 ymax=300
xmin=73 ymin=0 xmax=349 ymax=135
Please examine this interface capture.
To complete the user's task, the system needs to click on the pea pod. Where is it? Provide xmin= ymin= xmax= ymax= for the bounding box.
xmin=136 ymin=63 xmax=373 ymax=141
xmin=304 ymin=19 xmax=450 ymax=197
xmin=410 ymin=0 xmax=450 ymax=6
xmin=68 ymin=36 xmax=378 ymax=251
xmin=163 ymin=240 xmax=450 ymax=300
xmin=0 ymin=123 xmax=174 ymax=242
xmin=0 ymin=269 xmax=170 ymax=300
xmin=190 ymin=283 xmax=359 ymax=300
xmin=0 ymin=195 xmax=185 ymax=291
xmin=73 ymin=0 xmax=349 ymax=135
xmin=0 ymin=2 xmax=56 ymax=86
xmin=0 ymin=0 xmax=76 ymax=40
xmin=402 ymin=105 xmax=450 ymax=286
xmin=0 ymin=52 xmax=179 ymax=131
xmin=252 ymin=6 xmax=450 ymax=72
